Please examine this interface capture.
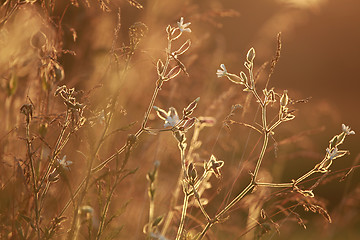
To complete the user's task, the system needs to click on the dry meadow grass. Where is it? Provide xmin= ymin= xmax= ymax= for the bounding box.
xmin=0 ymin=1 xmax=359 ymax=240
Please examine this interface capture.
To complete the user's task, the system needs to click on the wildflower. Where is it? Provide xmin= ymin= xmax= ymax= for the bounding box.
xmin=216 ymin=64 xmax=227 ymax=78
xmin=57 ymin=155 xmax=73 ymax=170
xmin=153 ymin=106 xmax=180 ymax=128
xmin=326 ymin=147 xmax=348 ymax=161
xmin=342 ymin=124 xmax=355 ymax=135
xmin=164 ymin=107 xmax=180 ymax=127
xmin=205 ymin=155 xmax=224 ymax=178
xmin=177 ymin=17 xmax=191 ymax=33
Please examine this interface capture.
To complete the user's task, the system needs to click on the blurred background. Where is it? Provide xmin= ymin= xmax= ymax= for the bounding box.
xmin=0 ymin=0 xmax=359 ymax=239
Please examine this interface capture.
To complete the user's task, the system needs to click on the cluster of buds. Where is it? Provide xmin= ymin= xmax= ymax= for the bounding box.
xmin=157 ymin=60 xmax=182 ymax=82
xmin=55 ymin=85 xmax=86 ymax=127
xmin=184 ymin=155 xmax=224 ymax=192
xmin=217 ymin=48 xmax=257 ymax=92
xmin=217 ymin=47 xmax=297 ymax=126
xmin=279 ymin=90 xmax=295 ymax=122
xmin=156 ymin=17 xmax=192 ymax=84
xmin=315 ymin=124 xmax=355 ymax=173
xmin=166 ymin=17 xmax=191 ymax=41
xmin=262 ymin=88 xmax=276 ymax=105
xmin=153 ymin=97 xmax=200 ymax=154
xmin=294 ymin=124 xmax=355 ymax=198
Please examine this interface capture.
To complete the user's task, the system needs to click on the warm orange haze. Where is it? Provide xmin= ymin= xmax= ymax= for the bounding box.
xmin=0 ymin=0 xmax=359 ymax=240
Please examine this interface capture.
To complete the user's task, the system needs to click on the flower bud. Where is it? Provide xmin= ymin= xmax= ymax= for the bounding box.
xmin=280 ymin=90 xmax=289 ymax=107
xmin=153 ymin=106 xmax=168 ymax=120
xmin=181 ymin=117 xmax=196 ymax=131
xmin=183 ymin=97 xmax=200 ymax=116
xmin=246 ymin=47 xmax=255 ymax=63
xmin=157 ymin=59 xmax=164 ymax=76
xmin=165 ymin=66 xmax=181 ymax=80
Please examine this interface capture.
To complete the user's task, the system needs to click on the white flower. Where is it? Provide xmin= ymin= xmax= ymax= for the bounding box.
xmin=177 ymin=17 xmax=191 ymax=33
xmin=57 ymin=155 xmax=72 ymax=169
xmin=342 ymin=124 xmax=355 ymax=135
xmin=153 ymin=106 xmax=180 ymax=128
xmin=326 ymin=147 xmax=347 ymax=161
xmin=216 ymin=64 xmax=227 ymax=78
xmin=164 ymin=107 xmax=180 ymax=127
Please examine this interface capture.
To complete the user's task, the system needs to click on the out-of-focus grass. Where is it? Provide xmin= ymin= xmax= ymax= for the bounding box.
xmin=0 ymin=1 xmax=359 ymax=239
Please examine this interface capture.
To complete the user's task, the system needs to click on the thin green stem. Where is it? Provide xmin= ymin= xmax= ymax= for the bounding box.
xmin=148 ymin=198 xmax=155 ymax=229
xmin=217 ymin=182 xmax=254 ymax=219
xmin=96 ymin=147 xmax=135 ymax=239
xmin=25 ymin=120 xmax=41 ymax=239
xmin=269 ymin=119 xmax=282 ymax=132
xmin=68 ymin=112 xmax=112 ymax=239
xmin=295 ymin=168 xmax=317 ymax=185
xmin=192 ymin=186 xmax=210 ymax=221
xmin=141 ymin=81 xmax=163 ymax=130
xmin=253 ymin=133 xmax=269 ymax=179
xmin=197 ymin=222 xmax=212 ymax=240
xmin=256 ymin=182 xmax=293 ymax=188
xmin=161 ymin=170 xmax=184 ymax=236
xmin=194 ymin=171 xmax=209 ymax=190
xmin=38 ymin=110 xmax=70 ymax=191
xmin=196 ymin=183 xmax=255 ymax=240
xmin=161 ymin=123 xmax=204 ymax=235
xmin=95 ymin=172 xmax=118 ymax=240
xmin=175 ymin=192 xmax=190 ymax=240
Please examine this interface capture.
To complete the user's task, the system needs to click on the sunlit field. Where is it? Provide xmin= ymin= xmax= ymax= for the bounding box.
xmin=0 ymin=1 xmax=359 ymax=239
